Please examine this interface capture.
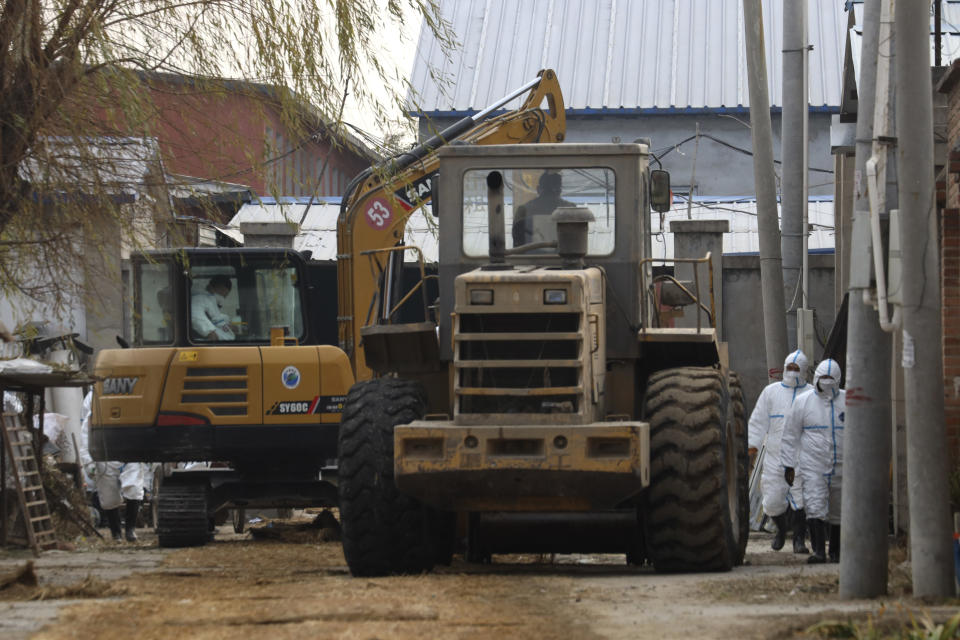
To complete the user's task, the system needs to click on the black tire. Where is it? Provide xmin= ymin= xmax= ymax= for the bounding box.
xmin=642 ymin=367 xmax=739 ymax=572
xmin=338 ymin=378 xmax=445 ymax=576
xmin=156 ymin=481 xmax=211 ymax=548
xmin=728 ymin=370 xmax=749 ymax=565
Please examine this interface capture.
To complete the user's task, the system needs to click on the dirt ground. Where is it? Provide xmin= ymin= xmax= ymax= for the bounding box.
xmin=1 ymin=517 xmax=958 ymax=640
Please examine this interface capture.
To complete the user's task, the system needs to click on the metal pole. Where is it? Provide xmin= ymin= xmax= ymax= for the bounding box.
xmin=781 ymin=0 xmax=806 ymax=349
xmin=840 ymin=0 xmax=892 ymax=598
xmin=936 ymin=0 xmax=942 ymax=68
xmin=686 ymin=122 xmax=700 ymax=220
xmin=801 ymin=9 xmax=810 ymax=313
xmin=743 ymin=0 xmax=789 ymax=380
xmin=896 ymin=0 xmax=954 ymax=598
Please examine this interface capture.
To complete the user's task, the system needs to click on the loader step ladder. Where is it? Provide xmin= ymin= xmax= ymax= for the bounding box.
xmin=2 ymin=414 xmax=57 ymax=555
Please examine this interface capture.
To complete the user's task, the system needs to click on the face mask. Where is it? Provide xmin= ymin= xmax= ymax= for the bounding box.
xmin=214 ymin=293 xmax=226 ymax=307
xmin=816 ymin=377 xmax=838 ymax=395
xmin=783 ymin=370 xmax=801 ymax=387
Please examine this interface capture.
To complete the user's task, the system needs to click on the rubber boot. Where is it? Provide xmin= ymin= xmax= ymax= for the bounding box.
xmin=124 ymin=500 xmax=141 ymax=542
xmin=105 ymin=508 xmax=123 ymax=542
xmin=771 ymin=513 xmax=789 ymax=551
xmin=792 ymin=508 xmax=809 ymax=554
xmin=806 ymin=519 xmax=827 ymax=564
xmin=828 ymin=524 xmax=840 ymax=563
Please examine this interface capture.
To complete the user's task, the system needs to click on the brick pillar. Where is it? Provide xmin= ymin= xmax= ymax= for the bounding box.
xmin=943 ymin=208 xmax=960 ymax=463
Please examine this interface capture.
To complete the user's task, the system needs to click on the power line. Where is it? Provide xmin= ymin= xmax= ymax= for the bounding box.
xmin=652 ymin=132 xmax=835 ymax=174
xmin=666 ymin=193 xmax=835 ymax=229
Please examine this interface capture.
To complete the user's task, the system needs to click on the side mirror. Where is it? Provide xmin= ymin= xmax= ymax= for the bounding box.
xmin=650 ymin=169 xmax=671 ymax=214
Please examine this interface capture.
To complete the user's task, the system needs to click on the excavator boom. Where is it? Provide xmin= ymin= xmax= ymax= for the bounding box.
xmin=336 ymin=69 xmax=565 ymax=379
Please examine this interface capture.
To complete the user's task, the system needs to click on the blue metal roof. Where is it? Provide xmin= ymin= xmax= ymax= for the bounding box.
xmin=407 ymin=0 xmax=847 ymax=116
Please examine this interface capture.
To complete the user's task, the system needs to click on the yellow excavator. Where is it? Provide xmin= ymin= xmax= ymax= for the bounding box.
xmin=89 ymin=70 xmax=567 ymax=547
xmin=337 ymin=69 xmax=565 ymax=381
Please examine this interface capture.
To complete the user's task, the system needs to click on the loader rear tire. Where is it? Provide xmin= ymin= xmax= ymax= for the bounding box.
xmin=338 ymin=378 xmax=445 ymax=576
xmin=728 ymin=370 xmax=749 ymax=565
xmin=156 ymin=480 xmax=210 ymax=548
xmin=642 ymin=367 xmax=740 ymax=572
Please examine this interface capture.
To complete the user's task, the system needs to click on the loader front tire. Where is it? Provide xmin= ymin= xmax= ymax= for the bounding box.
xmin=728 ymin=370 xmax=749 ymax=565
xmin=338 ymin=378 xmax=442 ymax=576
xmin=642 ymin=367 xmax=741 ymax=572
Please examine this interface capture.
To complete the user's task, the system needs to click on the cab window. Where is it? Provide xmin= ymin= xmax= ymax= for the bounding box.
xmin=189 ymin=260 xmax=304 ymax=344
xmin=462 ymin=167 xmax=616 ymax=257
xmin=135 ymin=261 xmax=175 ymax=345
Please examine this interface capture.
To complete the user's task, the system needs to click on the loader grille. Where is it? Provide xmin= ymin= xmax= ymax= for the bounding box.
xmin=455 ymin=312 xmax=584 ymax=419
xmin=180 ymin=366 xmax=249 ymax=417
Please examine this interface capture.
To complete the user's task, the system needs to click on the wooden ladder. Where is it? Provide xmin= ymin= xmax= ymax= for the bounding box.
xmin=2 ymin=413 xmax=57 ymax=555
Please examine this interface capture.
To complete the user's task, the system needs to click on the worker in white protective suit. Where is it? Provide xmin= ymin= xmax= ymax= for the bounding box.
xmin=79 ymin=391 xmax=147 ymax=542
xmin=747 ymin=349 xmax=810 ymax=553
xmin=191 ymin=275 xmax=236 ymax=341
xmin=780 ymin=358 xmax=845 ymax=564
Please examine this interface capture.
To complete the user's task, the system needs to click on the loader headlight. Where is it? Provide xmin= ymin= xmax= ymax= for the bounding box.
xmin=544 ymin=289 xmax=567 ymax=305
xmin=470 ymin=289 xmax=494 ymax=305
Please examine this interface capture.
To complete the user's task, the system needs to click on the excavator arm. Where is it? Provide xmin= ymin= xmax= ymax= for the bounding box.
xmin=336 ymin=69 xmax=565 ymax=380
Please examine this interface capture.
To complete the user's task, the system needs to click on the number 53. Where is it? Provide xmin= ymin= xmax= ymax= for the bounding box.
xmin=366 ymin=201 xmax=390 ymax=228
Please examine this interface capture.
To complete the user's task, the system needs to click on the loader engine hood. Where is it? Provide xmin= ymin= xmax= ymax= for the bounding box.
xmin=452 ymin=265 xmax=606 ymax=425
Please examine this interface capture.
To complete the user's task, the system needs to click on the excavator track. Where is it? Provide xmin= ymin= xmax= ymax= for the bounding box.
xmin=156 ymin=481 xmax=211 ymax=548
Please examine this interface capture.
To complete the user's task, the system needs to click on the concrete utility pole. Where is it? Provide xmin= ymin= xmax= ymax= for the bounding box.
xmin=781 ymin=0 xmax=808 ymax=350
xmin=896 ymin=0 xmax=954 ymax=597
xmin=743 ymin=0 xmax=788 ymax=379
xmin=840 ymin=0 xmax=892 ymax=599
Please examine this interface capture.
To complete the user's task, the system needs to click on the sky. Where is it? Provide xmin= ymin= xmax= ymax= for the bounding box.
xmin=339 ymin=5 xmax=424 ymax=146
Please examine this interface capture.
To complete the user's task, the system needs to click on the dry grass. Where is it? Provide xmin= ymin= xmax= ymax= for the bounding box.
xmin=0 ymin=573 xmax=127 ymax=602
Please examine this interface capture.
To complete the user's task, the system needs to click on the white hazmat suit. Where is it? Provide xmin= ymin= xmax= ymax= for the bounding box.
xmin=191 ymin=289 xmax=235 ymax=340
xmin=780 ymin=358 xmax=845 ymax=563
xmin=79 ymin=392 xmax=147 ymax=540
xmin=748 ymin=350 xmax=809 ymax=518
xmin=780 ymin=359 xmax=845 ymax=522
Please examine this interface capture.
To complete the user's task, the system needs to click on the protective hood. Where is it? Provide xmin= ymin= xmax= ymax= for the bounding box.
xmin=813 ymin=358 xmax=842 ymax=399
xmin=781 ymin=349 xmax=809 ymax=388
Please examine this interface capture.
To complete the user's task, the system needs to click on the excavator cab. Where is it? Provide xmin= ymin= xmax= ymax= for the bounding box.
xmin=133 ymin=249 xmax=328 ymax=348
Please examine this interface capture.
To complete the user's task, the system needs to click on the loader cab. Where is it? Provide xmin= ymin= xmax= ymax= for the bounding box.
xmin=436 ymin=143 xmax=659 ymax=363
xmin=132 ymin=248 xmax=336 ymax=348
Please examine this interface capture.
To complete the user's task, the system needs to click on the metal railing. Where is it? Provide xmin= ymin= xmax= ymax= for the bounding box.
xmin=360 ymin=245 xmax=436 ymax=327
xmin=638 ymin=252 xmax=716 ymax=334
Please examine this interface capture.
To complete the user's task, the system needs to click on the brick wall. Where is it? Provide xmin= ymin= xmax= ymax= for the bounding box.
xmin=943 ymin=61 xmax=960 ymax=208
xmin=147 ymin=76 xmax=372 ymax=200
xmin=944 ymin=208 xmax=960 ymax=461
xmin=937 ymin=60 xmax=960 ymax=463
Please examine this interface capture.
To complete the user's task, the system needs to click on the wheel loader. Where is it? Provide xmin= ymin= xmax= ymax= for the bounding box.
xmin=336 ymin=143 xmax=749 ymax=575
